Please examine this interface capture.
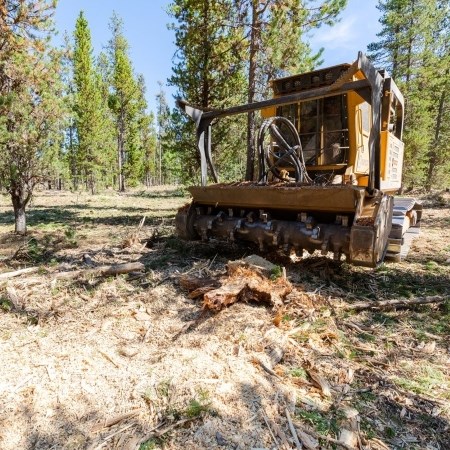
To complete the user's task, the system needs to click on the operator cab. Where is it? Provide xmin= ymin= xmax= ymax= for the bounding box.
xmin=263 ymin=63 xmax=405 ymax=190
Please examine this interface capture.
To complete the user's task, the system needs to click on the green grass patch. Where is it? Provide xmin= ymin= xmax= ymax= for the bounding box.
xmin=424 ymin=260 xmax=439 ymax=271
xmin=139 ymin=439 xmax=158 ymax=450
xmin=289 ymin=367 xmax=308 ymax=379
xmin=270 ymin=265 xmax=283 ymax=280
xmin=358 ymin=332 xmax=376 ymax=343
xmin=0 ymin=296 xmax=13 ymax=312
xmin=295 ymin=409 xmax=330 ymax=435
xmin=358 ymin=390 xmax=377 ymax=402
xmin=393 ymin=365 xmax=449 ymax=398
xmin=184 ymin=397 xmax=210 ymax=418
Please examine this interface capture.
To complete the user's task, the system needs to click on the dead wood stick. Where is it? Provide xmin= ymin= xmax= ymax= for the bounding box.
xmin=0 ymin=266 xmax=39 ymax=280
xmin=98 ymin=350 xmax=121 ymax=368
xmin=91 ymin=422 xmax=136 ymax=450
xmin=341 ymin=295 xmax=446 ymax=311
xmin=137 ymin=417 xmax=196 ymax=447
xmin=285 ymin=408 xmax=302 ymax=449
xmin=293 ymin=420 xmax=356 ymax=450
xmin=56 ymin=262 xmax=145 ymax=279
xmin=261 ymin=410 xmax=279 ymax=448
xmin=253 ymin=357 xmax=281 ymax=379
xmin=137 ymin=216 xmax=146 ymax=231
xmin=91 ymin=409 xmax=142 ymax=433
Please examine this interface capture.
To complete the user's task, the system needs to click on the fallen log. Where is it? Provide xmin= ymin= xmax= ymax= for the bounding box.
xmin=0 ymin=266 xmax=39 ymax=280
xmin=340 ymin=295 xmax=447 ymax=311
xmin=55 ymin=262 xmax=145 ymax=279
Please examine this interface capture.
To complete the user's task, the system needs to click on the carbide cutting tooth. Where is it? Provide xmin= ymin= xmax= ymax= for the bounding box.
xmin=259 ymin=240 xmax=265 ymax=252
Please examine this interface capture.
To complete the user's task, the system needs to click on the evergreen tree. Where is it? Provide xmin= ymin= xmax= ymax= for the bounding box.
xmin=424 ymin=0 xmax=450 ymax=190
xmin=234 ymin=0 xmax=347 ymax=179
xmin=368 ymin=0 xmax=450 ymax=190
xmin=156 ymin=82 xmax=172 ymax=184
xmin=167 ymin=0 xmax=248 ymax=183
xmin=168 ymin=0 xmax=347 ymax=182
xmin=124 ymin=74 xmax=147 ymax=187
xmin=141 ymin=111 xmax=158 ymax=187
xmin=73 ymin=11 xmax=113 ymax=193
xmin=108 ymin=13 xmax=142 ymax=191
xmin=0 ymin=0 xmax=65 ymax=234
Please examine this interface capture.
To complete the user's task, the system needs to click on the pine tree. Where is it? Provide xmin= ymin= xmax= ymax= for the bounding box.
xmin=141 ymin=111 xmax=158 ymax=187
xmin=0 ymin=0 xmax=66 ymax=234
xmin=73 ymin=11 xmax=113 ymax=193
xmin=424 ymin=0 xmax=450 ymax=190
xmin=124 ymin=74 xmax=147 ymax=187
xmin=368 ymin=0 xmax=450 ymax=190
xmin=234 ymin=0 xmax=347 ymax=179
xmin=108 ymin=13 xmax=142 ymax=191
xmin=156 ymin=82 xmax=172 ymax=184
xmin=167 ymin=0 xmax=248 ymax=183
xmin=168 ymin=0 xmax=347 ymax=182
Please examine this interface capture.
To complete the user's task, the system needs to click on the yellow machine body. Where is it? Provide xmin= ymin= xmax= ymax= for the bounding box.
xmin=176 ymin=52 xmax=421 ymax=266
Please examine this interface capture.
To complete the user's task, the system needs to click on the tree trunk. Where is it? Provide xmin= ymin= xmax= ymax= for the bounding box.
xmin=245 ymin=0 xmax=260 ymax=181
xmin=425 ymin=70 xmax=447 ymax=192
xmin=69 ymin=123 xmax=78 ymax=191
xmin=11 ymin=194 xmax=27 ymax=235
xmin=89 ymin=172 xmax=96 ymax=195
xmin=118 ymin=107 xmax=126 ymax=192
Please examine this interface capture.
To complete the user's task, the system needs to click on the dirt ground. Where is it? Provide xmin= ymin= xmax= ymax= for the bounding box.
xmin=0 ymin=187 xmax=448 ymax=450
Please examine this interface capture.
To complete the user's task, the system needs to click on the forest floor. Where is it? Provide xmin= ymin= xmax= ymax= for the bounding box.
xmin=0 ymin=186 xmax=448 ymax=450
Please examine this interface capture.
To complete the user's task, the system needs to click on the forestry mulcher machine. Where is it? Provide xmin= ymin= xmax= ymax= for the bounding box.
xmin=176 ymin=52 xmax=421 ymax=267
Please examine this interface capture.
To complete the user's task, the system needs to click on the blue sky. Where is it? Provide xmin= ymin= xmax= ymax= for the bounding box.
xmin=54 ymin=0 xmax=381 ymax=113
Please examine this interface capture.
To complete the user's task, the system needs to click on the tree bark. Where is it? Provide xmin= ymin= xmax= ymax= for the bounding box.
xmin=425 ymin=69 xmax=448 ymax=192
xmin=13 ymin=201 xmax=27 ymax=234
xmin=340 ymin=295 xmax=446 ymax=311
xmin=245 ymin=0 xmax=260 ymax=181
xmin=0 ymin=267 xmax=39 ymax=280
xmin=56 ymin=261 xmax=145 ymax=279
xmin=10 ymin=179 xmax=32 ymax=235
xmin=118 ymin=106 xmax=126 ymax=192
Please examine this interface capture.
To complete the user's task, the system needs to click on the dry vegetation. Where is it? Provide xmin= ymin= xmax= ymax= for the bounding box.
xmin=0 ymin=187 xmax=449 ymax=450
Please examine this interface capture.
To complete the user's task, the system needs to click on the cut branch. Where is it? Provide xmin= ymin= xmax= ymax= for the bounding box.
xmin=341 ymin=295 xmax=447 ymax=311
xmin=0 ymin=266 xmax=39 ymax=280
xmin=55 ymin=262 xmax=145 ymax=280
